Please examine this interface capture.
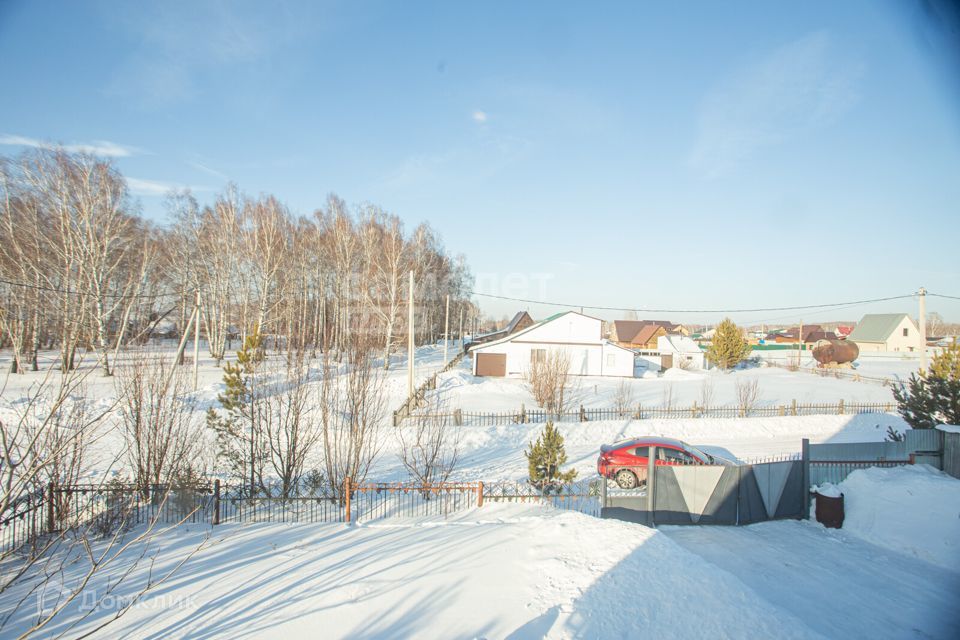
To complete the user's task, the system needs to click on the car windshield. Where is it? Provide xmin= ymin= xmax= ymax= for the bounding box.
xmin=684 ymin=444 xmax=713 ymax=464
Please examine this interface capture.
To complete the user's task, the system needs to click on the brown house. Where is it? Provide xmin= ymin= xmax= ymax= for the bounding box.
xmin=611 ymin=320 xmax=669 ymax=350
xmin=765 ymin=325 xmax=838 ymax=344
xmin=469 ymin=311 xmax=535 ymax=347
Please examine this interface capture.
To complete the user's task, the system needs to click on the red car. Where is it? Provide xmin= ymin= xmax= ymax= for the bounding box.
xmin=597 ymin=436 xmax=722 ymax=489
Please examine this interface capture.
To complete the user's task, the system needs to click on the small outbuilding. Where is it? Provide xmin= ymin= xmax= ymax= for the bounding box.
xmin=656 ymin=335 xmax=706 ymax=370
xmin=470 ymin=311 xmax=635 ymax=378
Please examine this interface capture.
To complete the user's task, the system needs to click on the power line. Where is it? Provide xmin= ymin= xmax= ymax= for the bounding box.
xmin=467 ymin=290 xmax=922 ymax=314
xmin=0 ymin=276 xmax=177 ymax=301
xmin=930 ymin=293 xmax=960 ymax=301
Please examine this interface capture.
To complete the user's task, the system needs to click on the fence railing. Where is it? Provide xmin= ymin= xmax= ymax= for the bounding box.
xmin=482 ymin=479 xmax=602 ymax=516
xmin=809 ymin=460 xmax=911 ymax=486
xmin=765 ymin=361 xmax=900 ymax=387
xmin=2 ymin=476 xmax=600 ymax=554
xmin=409 ymin=400 xmax=897 ymax=427
xmin=393 ymin=349 xmax=466 ymax=425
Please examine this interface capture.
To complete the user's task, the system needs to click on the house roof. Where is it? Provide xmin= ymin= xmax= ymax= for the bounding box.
xmin=633 ymin=324 xmax=665 ymax=345
xmin=612 ymin=320 xmax=645 ymax=342
xmin=470 ymin=310 xmax=597 ymax=351
xmin=848 ymin=314 xmax=914 ymax=343
xmin=505 ymin=311 xmax=532 ymax=334
xmin=657 ymin=335 xmax=702 ymax=354
xmin=613 ymin=320 xmax=669 ymax=344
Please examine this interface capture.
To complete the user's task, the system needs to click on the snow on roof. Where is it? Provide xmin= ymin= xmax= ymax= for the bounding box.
xmin=935 ymin=424 xmax=960 ymax=434
xmin=656 ymin=334 xmax=702 ymax=354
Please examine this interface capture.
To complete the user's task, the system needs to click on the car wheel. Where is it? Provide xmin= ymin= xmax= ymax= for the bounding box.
xmin=615 ymin=470 xmax=638 ymax=489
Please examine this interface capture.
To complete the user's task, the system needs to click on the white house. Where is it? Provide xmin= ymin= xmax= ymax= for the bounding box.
xmin=656 ymin=335 xmax=706 ymax=370
xmin=848 ymin=313 xmax=923 ymax=353
xmin=469 ymin=311 xmax=635 ymax=378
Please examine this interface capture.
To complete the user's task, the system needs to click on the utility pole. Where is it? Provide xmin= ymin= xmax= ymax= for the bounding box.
xmin=798 ymin=318 xmax=803 ymax=368
xmin=407 ymin=270 xmax=415 ymax=398
xmin=919 ymin=287 xmax=927 ymax=371
xmin=193 ymin=289 xmax=201 ymax=390
xmin=443 ymin=294 xmax=450 ymax=365
xmin=458 ymin=304 xmax=464 ymax=349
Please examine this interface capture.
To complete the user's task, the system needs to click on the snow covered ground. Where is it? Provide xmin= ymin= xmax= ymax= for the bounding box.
xmin=3 ymin=466 xmax=957 ymax=639
xmin=752 ymin=348 xmax=925 ymax=382
xmin=2 ymin=344 xmax=956 ymax=638
xmin=0 ymin=343 xmax=911 ymax=484
xmin=436 ymin=358 xmax=897 ymax=413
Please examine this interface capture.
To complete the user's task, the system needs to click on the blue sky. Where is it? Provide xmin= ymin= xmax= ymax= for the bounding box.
xmin=1 ymin=0 xmax=958 ymax=325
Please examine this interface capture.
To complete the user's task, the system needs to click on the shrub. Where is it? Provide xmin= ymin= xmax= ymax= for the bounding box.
xmin=707 ymin=318 xmax=751 ymax=370
xmin=893 ymin=341 xmax=960 ymax=429
xmin=525 ymin=422 xmax=577 ymax=492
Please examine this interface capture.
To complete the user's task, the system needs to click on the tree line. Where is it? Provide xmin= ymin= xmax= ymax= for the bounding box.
xmin=0 ymin=148 xmax=477 ymax=375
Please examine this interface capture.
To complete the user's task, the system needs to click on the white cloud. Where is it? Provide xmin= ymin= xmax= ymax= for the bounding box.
xmin=0 ymin=134 xmax=144 ymax=157
xmin=690 ymin=31 xmax=862 ymax=178
xmin=187 ymin=160 xmax=229 ymax=181
xmin=471 ymin=110 xmax=488 ymax=123
xmin=126 ymin=177 xmax=211 ymax=197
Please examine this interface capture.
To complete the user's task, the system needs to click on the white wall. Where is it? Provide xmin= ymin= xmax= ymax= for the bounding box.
xmin=516 ymin=313 xmax=603 ymax=345
xmin=600 ymin=342 xmax=635 ymax=377
xmin=471 ymin=313 xmax=634 ymax=377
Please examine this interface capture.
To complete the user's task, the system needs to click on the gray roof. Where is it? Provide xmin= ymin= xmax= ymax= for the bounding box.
xmin=848 ymin=314 xmax=914 ymax=343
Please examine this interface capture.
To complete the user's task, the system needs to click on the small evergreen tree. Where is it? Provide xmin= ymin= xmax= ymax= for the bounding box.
xmin=707 ymin=318 xmax=751 ymax=370
xmin=893 ymin=340 xmax=960 ymax=429
xmin=525 ymin=421 xmax=577 ymax=493
xmin=206 ymin=328 xmax=266 ymax=493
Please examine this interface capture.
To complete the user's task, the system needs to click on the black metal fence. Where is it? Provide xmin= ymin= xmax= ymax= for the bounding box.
xmin=410 ymin=400 xmax=896 ymax=426
xmin=3 ymin=477 xmax=604 ymax=554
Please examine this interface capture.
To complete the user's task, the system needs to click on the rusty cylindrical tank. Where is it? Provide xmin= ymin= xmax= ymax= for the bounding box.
xmin=812 ymin=339 xmax=859 ymax=366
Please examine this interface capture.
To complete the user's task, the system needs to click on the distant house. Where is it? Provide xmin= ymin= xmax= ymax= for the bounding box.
xmin=849 ymin=314 xmax=923 ymax=352
xmin=765 ymin=325 xmax=837 ymax=344
xmin=469 ymin=311 xmax=635 ymax=378
xmin=468 ymin=311 xmax=534 ymax=348
xmin=657 ymin=335 xmax=706 ymax=370
xmin=611 ymin=321 xmax=669 ymax=349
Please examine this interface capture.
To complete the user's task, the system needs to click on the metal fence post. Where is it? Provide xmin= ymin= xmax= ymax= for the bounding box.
xmin=646 ymin=446 xmax=657 ymax=527
xmin=801 ymin=439 xmax=810 ymax=520
xmin=344 ymin=476 xmax=352 ymax=524
xmin=213 ymin=479 xmax=221 ymax=526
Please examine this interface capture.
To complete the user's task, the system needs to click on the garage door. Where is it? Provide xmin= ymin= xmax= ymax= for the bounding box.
xmin=476 ymin=353 xmax=506 ymax=377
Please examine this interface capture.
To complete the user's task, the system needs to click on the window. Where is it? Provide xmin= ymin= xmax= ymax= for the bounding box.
xmin=903 ymin=328 xmax=909 ymax=337
xmin=633 ymin=446 xmax=649 ymax=458
xmin=659 ymin=448 xmax=695 ymax=464
xmin=606 ymin=353 xmax=616 ymax=367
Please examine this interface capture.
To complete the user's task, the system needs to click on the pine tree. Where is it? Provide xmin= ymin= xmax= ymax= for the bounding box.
xmin=525 ymin=421 xmax=577 ymax=493
xmin=206 ymin=328 xmax=266 ymax=493
xmin=893 ymin=340 xmax=960 ymax=429
xmin=707 ymin=318 xmax=751 ymax=370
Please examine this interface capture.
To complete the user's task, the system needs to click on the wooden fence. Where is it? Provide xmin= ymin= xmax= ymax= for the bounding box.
xmin=765 ymin=361 xmax=899 ymax=387
xmin=407 ymin=400 xmax=897 ymax=427
xmin=392 ymin=349 xmax=466 ymax=426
